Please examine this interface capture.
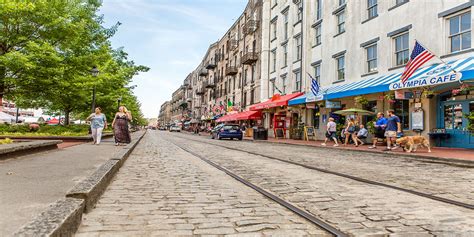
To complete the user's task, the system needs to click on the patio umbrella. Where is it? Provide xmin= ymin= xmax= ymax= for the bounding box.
xmin=333 ymin=108 xmax=375 ymax=116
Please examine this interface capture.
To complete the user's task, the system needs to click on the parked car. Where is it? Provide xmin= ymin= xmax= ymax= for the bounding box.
xmin=169 ymin=125 xmax=181 ymax=132
xmin=210 ymin=124 xmax=225 ymax=139
xmin=211 ymin=124 xmax=243 ymax=140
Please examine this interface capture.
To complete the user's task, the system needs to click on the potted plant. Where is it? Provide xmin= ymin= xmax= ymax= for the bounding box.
xmin=422 ymin=89 xmax=435 ymax=99
xmin=459 ymin=84 xmax=473 ymax=95
xmin=354 ymin=96 xmax=369 ymax=107
xmin=385 ymin=92 xmax=396 ymax=104
xmin=466 ymin=112 xmax=474 ymax=133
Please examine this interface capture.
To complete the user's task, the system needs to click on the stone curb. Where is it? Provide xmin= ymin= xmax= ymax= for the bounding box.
xmin=0 ymin=140 xmax=62 ymax=160
xmin=0 ymin=133 xmax=114 ymax=142
xmin=244 ymin=139 xmax=474 ymax=166
xmin=66 ymin=159 xmax=121 ymax=213
xmin=111 ymin=130 xmax=147 ymax=166
xmin=13 ymin=198 xmax=85 ymax=237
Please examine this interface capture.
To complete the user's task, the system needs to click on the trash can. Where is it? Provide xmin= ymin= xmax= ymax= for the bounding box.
xmin=253 ymin=127 xmax=268 ymax=140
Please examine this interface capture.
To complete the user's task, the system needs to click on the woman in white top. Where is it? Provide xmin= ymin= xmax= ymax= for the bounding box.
xmin=321 ymin=117 xmax=339 ymax=147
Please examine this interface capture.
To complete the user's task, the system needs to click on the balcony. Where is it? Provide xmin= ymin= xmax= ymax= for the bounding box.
xmin=229 ymin=39 xmax=238 ymax=51
xmin=243 ymin=20 xmax=259 ymax=35
xmin=205 ymin=81 xmax=215 ymax=89
xmin=199 ymin=69 xmax=208 ymax=76
xmin=205 ymin=60 xmax=217 ymax=70
xmin=225 ymin=66 xmax=238 ymax=76
xmin=196 ymin=88 xmax=205 ymax=95
xmin=241 ymin=52 xmax=258 ymax=65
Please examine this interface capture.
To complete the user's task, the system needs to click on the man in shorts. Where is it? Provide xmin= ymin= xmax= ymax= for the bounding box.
xmin=368 ymin=112 xmax=387 ymax=149
xmin=321 ymin=117 xmax=339 ymax=147
xmin=384 ymin=110 xmax=401 ymax=151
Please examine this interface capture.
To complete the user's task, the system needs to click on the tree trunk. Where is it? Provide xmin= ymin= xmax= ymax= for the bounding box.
xmin=64 ymin=110 xmax=71 ymax=125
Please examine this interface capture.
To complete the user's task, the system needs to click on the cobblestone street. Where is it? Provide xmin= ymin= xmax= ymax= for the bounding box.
xmin=76 ymin=131 xmax=329 ymax=236
xmin=75 ymin=131 xmax=474 ymax=236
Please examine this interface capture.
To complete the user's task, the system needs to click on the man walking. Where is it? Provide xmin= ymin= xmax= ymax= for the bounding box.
xmin=368 ymin=112 xmax=387 ymax=149
xmin=321 ymin=117 xmax=339 ymax=147
xmin=384 ymin=110 xmax=401 ymax=151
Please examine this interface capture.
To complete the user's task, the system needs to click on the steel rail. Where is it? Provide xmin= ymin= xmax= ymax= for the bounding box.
xmin=168 ymin=139 xmax=348 ymax=237
xmin=175 ymin=135 xmax=474 ymax=210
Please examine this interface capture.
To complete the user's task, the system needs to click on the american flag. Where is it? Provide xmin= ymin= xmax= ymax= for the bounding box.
xmin=401 ymin=41 xmax=434 ymax=84
xmin=308 ymin=73 xmax=320 ymax=96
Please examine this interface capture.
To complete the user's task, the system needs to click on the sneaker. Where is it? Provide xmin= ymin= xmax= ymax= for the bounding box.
xmin=333 ymin=144 xmax=339 ymax=147
xmin=368 ymin=146 xmax=376 ymax=149
xmin=321 ymin=143 xmax=327 ymax=146
xmin=383 ymin=147 xmax=391 ymax=151
xmin=391 ymin=146 xmax=399 ymax=150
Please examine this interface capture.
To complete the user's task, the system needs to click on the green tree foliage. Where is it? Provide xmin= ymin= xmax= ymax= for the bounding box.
xmin=0 ymin=0 xmax=148 ymax=125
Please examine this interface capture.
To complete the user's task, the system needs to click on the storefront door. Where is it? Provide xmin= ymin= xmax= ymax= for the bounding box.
xmin=440 ymin=100 xmax=474 ymax=148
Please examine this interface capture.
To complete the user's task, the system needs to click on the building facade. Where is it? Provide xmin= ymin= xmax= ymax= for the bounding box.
xmin=158 ymin=101 xmax=171 ymax=126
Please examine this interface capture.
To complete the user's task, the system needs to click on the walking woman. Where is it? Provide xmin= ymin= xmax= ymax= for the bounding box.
xmin=87 ymin=107 xmax=107 ymax=145
xmin=112 ymin=106 xmax=132 ymax=146
xmin=344 ymin=118 xmax=357 ymax=146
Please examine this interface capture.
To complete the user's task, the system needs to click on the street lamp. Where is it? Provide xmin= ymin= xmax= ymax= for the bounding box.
xmin=91 ymin=66 xmax=99 ymax=113
xmin=117 ymin=96 xmax=122 ymax=110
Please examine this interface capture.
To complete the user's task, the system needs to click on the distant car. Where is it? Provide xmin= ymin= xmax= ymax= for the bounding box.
xmin=211 ymin=124 xmax=243 ymax=140
xmin=210 ymin=124 xmax=225 ymax=139
xmin=169 ymin=126 xmax=181 ymax=132
xmin=158 ymin=126 xmax=166 ymax=131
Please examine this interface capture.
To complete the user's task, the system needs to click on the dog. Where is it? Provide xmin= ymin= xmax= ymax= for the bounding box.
xmin=396 ymin=136 xmax=431 ymax=153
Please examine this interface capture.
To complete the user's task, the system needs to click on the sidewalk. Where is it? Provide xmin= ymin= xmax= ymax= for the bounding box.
xmin=243 ymin=136 xmax=474 ymax=162
xmin=0 ymin=132 xmax=143 ymax=236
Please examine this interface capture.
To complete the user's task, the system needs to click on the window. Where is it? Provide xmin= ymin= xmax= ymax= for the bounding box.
xmin=282 ymin=43 xmax=288 ymax=67
xmin=250 ymin=89 xmax=255 ymax=105
xmin=449 ymin=12 xmax=471 ymax=53
xmin=251 ymin=65 xmax=256 ymax=83
xmin=394 ymin=100 xmax=409 ymax=130
xmin=339 ymin=0 xmax=346 ymax=6
xmin=281 ymin=75 xmax=286 ymax=94
xmin=271 ymin=49 xmax=277 ymax=72
xmin=295 ymin=35 xmax=302 ymax=61
xmin=313 ymin=64 xmax=321 ymax=83
xmin=294 ymin=70 xmax=302 ymax=92
xmin=394 ymin=33 xmax=409 ymax=66
xmin=337 ymin=11 xmax=345 ymax=34
xmin=316 ymin=0 xmax=322 ymax=20
xmin=368 ymin=0 xmax=377 ymax=19
xmin=366 ymin=44 xmax=377 ymax=72
xmin=314 ymin=24 xmax=322 ymax=46
xmin=296 ymin=3 xmax=303 ymax=22
xmin=244 ymin=69 xmax=248 ymax=85
xmin=271 ymin=20 xmax=277 ymax=40
xmin=283 ymin=11 xmax=289 ymax=40
xmin=270 ymin=78 xmax=276 ymax=95
xmin=336 ymin=56 xmax=345 ymax=81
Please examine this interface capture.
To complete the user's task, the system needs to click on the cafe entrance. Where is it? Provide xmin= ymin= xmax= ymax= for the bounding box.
xmin=438 ymin=93 xmax=474 ymax=148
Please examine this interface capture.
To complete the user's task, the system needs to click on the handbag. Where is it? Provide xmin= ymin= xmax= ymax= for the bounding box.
xmin=347 ymin=126 xmax=355 ymax=133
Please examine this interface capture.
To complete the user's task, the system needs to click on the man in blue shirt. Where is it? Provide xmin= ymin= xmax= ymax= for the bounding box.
xmin=369 ymin=112 xmax=387 ymax=149
xmin=384 ymin=110 xmax=401 ymax=151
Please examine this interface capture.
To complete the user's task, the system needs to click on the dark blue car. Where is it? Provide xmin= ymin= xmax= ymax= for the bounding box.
xmin=211 ymin=124 xmax=243 ymax=140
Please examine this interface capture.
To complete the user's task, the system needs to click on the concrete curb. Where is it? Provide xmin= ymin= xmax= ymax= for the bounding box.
xmin=14 ymin=198 xmax=85 ymax=237
xmin=244 ymin=139 xmax=474 ymax=166
xmin=0 ymin=133 xmax=114 ymax=142
xmin=0 ymin=140 xmax=62 ymax=160
xmin=13 ymin=130 xmax=147 ymax=237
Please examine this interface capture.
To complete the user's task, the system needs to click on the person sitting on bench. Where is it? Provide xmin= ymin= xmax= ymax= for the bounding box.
xmin=354 ymin=124 xmax=368 ymax=146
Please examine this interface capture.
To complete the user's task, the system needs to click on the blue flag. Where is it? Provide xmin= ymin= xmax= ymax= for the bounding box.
xmin=308 ymin=73 xmax=320 ymax=96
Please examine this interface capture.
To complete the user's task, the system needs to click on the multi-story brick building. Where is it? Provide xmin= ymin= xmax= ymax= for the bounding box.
xmin=158 ymin=101 xmax=171 ymax=126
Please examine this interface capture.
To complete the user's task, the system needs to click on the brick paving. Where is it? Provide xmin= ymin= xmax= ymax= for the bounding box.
xmin=178 ymin=132 xmax=474 ymax=207
xmin=168 ymin=132 xmax=474 ymax=236
xmin=76 ymin=131 xmax=329 ymax=236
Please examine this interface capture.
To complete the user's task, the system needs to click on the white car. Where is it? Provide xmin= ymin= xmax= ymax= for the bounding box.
xmin=169 ymin=126 xmax=181 ymax=132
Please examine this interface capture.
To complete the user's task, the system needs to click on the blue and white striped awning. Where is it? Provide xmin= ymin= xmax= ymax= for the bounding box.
xmin=323 ymin=57 xmax=474 ymax=100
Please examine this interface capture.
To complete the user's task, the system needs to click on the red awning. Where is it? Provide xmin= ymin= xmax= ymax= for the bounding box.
xmin=235 ymin=110 xmax=262 ymax=120
xmin=249 ymin=92 xmax=304 ymax=111
xmin=216 ymin=110 xmax=263 ymax=122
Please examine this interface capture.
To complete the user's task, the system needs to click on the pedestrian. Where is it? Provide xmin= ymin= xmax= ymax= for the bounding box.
xmin=87 ymin=107 xmax=107 ymax=145
xmin=368 ymin=112 xmax=387 ymax=149
xmin=321 ymin=117 xmax=339 ymax=147
xmin=354 ymin=124 xmax=368 ymax=146
xmin=111 ymin=105 xmax=132 ymax=146
xmin=384 ymin=110 xmax=401 ymax=151
xmin=344 ymin=118 xmax=357 ymax=146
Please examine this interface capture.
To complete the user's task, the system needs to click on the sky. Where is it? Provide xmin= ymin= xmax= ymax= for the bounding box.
xmin=100 ymin=0 xmax=247 ymax=118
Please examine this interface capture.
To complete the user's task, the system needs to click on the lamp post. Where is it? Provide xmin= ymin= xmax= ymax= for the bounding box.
xmin=91 ymin=66 xmax=99 ymax=113
xmin=117 ymin=96 xmax=122 ymax=110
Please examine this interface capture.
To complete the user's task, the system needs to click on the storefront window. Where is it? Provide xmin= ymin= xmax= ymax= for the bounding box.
xmin=314 ymin=107 xmax=320 ymax=129
xmin=444 ymin=103 xmax=464 ymax=129
xmin=363 ymin=101 xmax=377 ymax=125
xmin=394 ymin=100 xmax=409 ymax=130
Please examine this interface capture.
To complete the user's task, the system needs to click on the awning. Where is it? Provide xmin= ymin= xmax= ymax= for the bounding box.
xmin=235 ymin=110 xmax=262 ymax=120
xmin=288 ymin=93 xmax=306 ymax=106
xmin=216 ymin=113 xmax=237 ymax=123
xmin=324 ymin=57 xmax=474 ymax=100
xmin=250 ymin=92 xmax=304 ymax=110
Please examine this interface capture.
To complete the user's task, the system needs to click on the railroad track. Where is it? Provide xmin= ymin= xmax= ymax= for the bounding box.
xmin=167 ymin=139 xmax=349 ymax=237
xmin=172 ymin=133 xmax=474 ymax=211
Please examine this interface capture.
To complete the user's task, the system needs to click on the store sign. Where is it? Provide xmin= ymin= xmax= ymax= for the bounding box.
xmin=306 ymin=93 xmax=324 ymax=103
xmin=411 ymin=109 xmax=424 ymax=131
xmin=389 ymin=72 xmax=462 ymax=90
xmin=325 ymin=100 xmax=341 ymax=109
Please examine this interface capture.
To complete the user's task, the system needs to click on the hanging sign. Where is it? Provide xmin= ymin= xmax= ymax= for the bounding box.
xmin=389 ymin=72 xmax=462 ymax=90
xmin=325 ymin=100 xmax=341 ymax=109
